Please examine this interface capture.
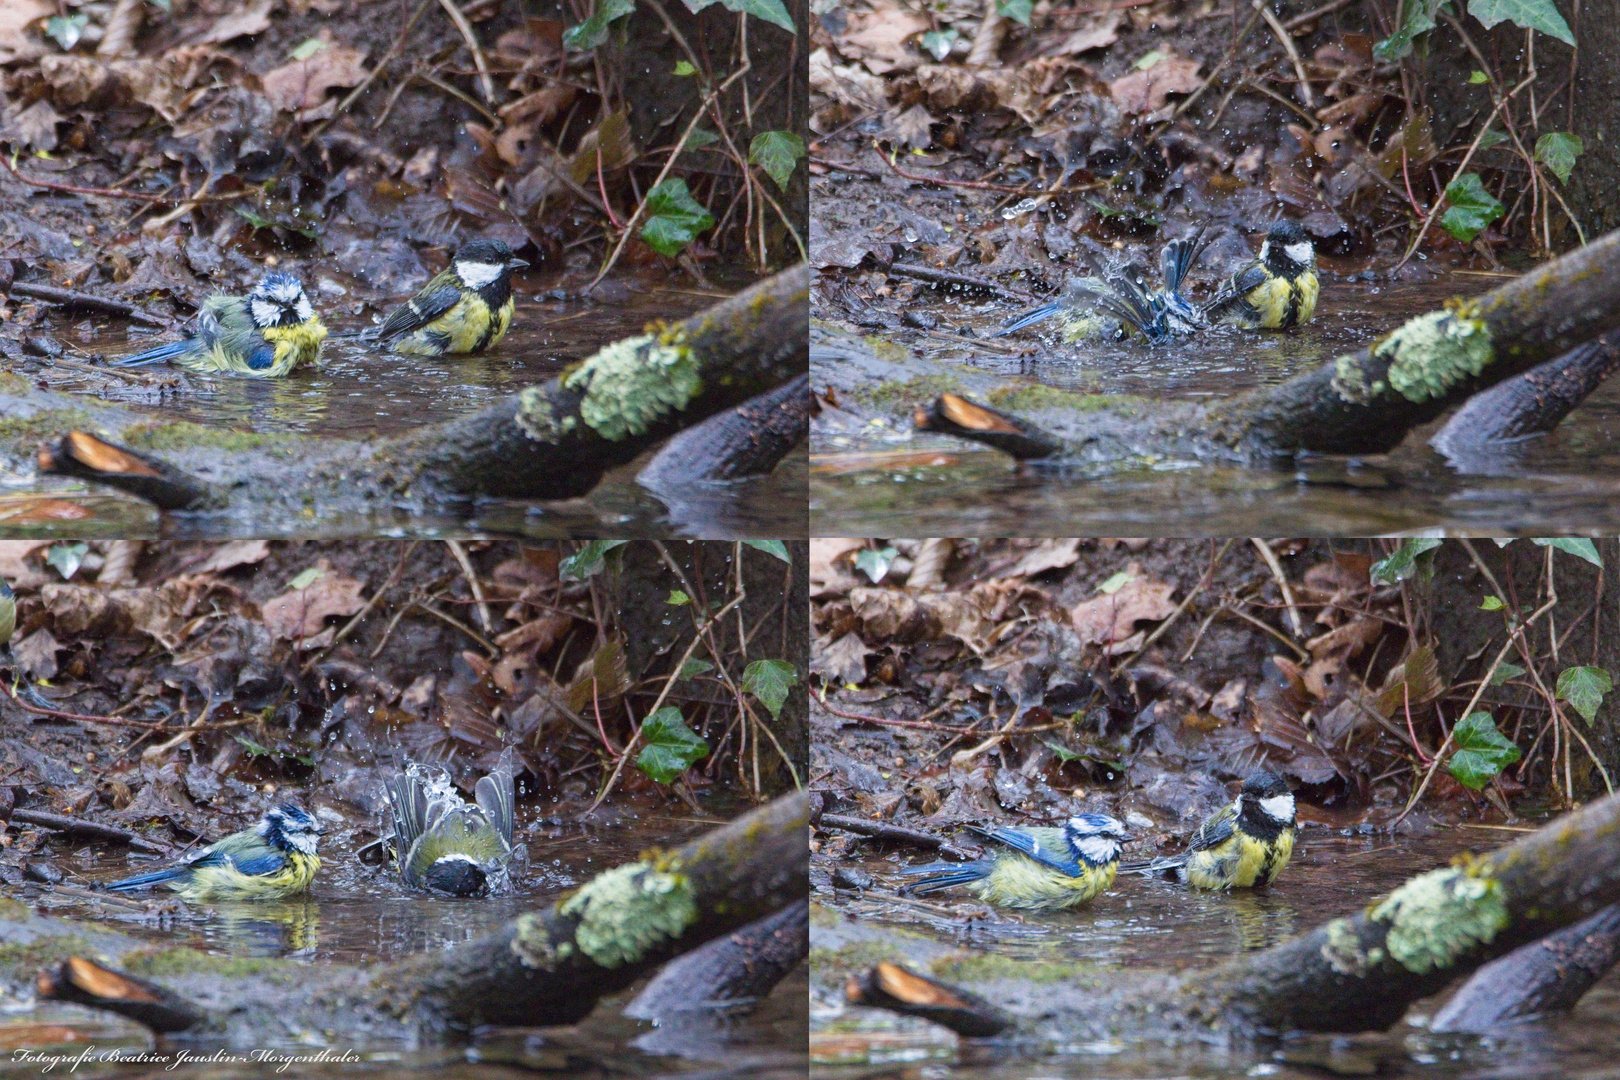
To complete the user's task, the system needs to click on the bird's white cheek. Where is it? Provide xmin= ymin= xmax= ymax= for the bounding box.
xmin=1258 ymin=240 xmax=1270 ymax=261
xmin=456 ymin=260 xmax=504 ymax=288
xmin=1259 ymin=794 xmax=1295 ymax=822
xmin=1284 ymin=241 xmax=1314 ymax=265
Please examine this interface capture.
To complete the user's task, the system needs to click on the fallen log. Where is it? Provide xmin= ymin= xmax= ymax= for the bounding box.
xmin=625 ymin=898 xmax=808 ymax=1021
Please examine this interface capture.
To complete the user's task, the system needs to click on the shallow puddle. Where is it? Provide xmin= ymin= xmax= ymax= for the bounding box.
xmin=810 ymin=822 xmax=1620 ymax=1079
xmin=811 ymin=274 xmax=1620 ymax=534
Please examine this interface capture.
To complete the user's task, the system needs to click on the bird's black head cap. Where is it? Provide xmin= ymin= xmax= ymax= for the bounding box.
xmin=425 ymin=858 xmax=489 ymax=897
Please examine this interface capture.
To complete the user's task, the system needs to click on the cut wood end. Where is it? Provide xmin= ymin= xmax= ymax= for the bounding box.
xmin=938 ymin=395 xmax=1020 ymax=434
xmin=64 ymin=432 xmax=163 ymax=477
xmin=66 ymin=956 xmax=161 ymax=1003
xmin=874 ymin=961 xmax=966 ymax=1008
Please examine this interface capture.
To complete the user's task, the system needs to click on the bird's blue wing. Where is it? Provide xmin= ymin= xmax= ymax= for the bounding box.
xmin=377 ymin=282 xmax=463 ymax=342
xmin=968 ymin=825 xmax=1083 ymax=877
xmin=899 ymin=858 xmax=993 ymax=895
xmin=1160 ymin=223 xmax=1212 ymax=295
xmin=110 ymin=340 xmax=194 ymax=367
xmin=996 ymin=301 xmax=1062 ymax=336
xmin=1187 ymin=804 xmax=1237 ymax=852
xmin=225 ymin=847 xmax=289 ymax=877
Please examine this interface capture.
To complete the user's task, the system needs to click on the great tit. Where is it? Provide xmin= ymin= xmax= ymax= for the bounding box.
xmin=1128 ymin=771 xmax=1297 ymax=889
xmin=1201 ymin=221 xmax=1319 ymax=330
xmin=112 ymin=271 xmax=327 ymax=377
xmin=997 ymin=225 xmax=1212 ymax=345
xmin=374 ymin=238 xmax=529 ymax=356
xmin=0 ymin=580 xmax=13 ymax=651
xmin=105 ymin=803 xmax=324 ymax=901
xmin=900 ymin=813 xmax=1131 ymax=911
xmin=383 ymin=755 xmax=516 ymax=897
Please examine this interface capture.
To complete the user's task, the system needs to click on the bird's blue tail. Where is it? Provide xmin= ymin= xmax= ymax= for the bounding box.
xmin=996 ymin=302 xmax=1061 ymax=336
xmin=899 ymin=858 xmax=992 ymax=895
xmin=105 ymin=866 xmax=185 ymax=891
xmin=1118 ymin=855 xmax=1187 ymax=876
xmin=110 ymin=340 xmax=192 ymax=368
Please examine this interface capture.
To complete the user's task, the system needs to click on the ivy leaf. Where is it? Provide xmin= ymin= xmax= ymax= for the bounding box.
xmin=640 ymin=179 xmax=715 ymax=257
xmin=667 ymin=589 xmax=691 ymax=606
xmin=1370 ymin=538 xmax=1443 ymax=585
xmin=1532 ymin=537 xmax=1603 ymax=567
xmin=741 ymin=658 xmax=798 ymax=719
xmin=997 ymin=0 xmax=1032 ymax=24
xmin=742 ymin=538 xmax=791 ymax=563
xmin=683 ymin=0 xmax=797 ymax=33
xmin=1440 ymin=173 xmax=1505 ymax=242
xmin=561 ymin=539 xmax=629 ymax=581
xmin=1489 ymin=661 xmax=1525 ymax=686
xmin=1534 ymin=132 xmax=1583 ymax=183
xmin=685 ymin=127 xmax=720 ymax=149
xmin=45 ymin=14 xmax=89 ymax=50
xmin=1467 ymin=0 xmax=1574 ymax=45
xmin=1447 ymin=711 xmax=1521 ymax=790
xmin=634 ymin=707 xmax=710 ymax=783
xmin=921 ymin=29 xmax=958 ymax=61
xmin=1374 ymin=0 xmax=1449 ymax=60
xmin=677 ymin=657 xmax=714 ymax=681
xmin=1480 ymin=595 xmax=1504 ymax=611
xmin=749 ymin=130 xmax=806 ymax=192
xmin=46 ymin=542 xmax=88 ymax=580
xmin=674 ymin=60 xmax=697 ymax=75
xmin=1556 ymin=665 xmax=1612 ymax=723
xmin=1476 ymin=127 xmax=1509 ymax=151
xmin=564 ymin=0 xmax=635 ymax=51
xmin=854 ymin=546 xmax=898 ymax=583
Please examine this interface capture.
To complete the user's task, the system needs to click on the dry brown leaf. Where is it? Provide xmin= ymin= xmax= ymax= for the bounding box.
xmin=1108 ymin=51 xmax=1202 ymax=115
xmin=197 ymin=539 xmax=273 ymax=575
xmin=495 ymin=613 xmax=571 ymax=653
xmin=261 ymin=42 xmax=368 ymax=115
xmin=1052 ymin=11 xmax=1120 ymax=55
xmin=262 ymin=570 xmax=367 ymax=647
xmin=810 ymin=538 xmax=867 ymax=599
xmin=13 ymin=628 xmax=60 ymax=680
xmin=832 ymin=0 xmax=929 ymax=75
xmin=1000 ymin=538 xmax=1080 ymax=579
xmin=0 ymin=0 xmax=52 ymax=64
xmin=887 ymin=103 xmax=935 ymax=151
xmin=810 ymin=47 xmax=889 ymax=110
xmin=498 ymin=83 xmax=575 ymax=125
xmin=199 ymin=0 xmax=275 ymax=45
xmin=39 ymin=55 xmax=115 ymax=108
xmin=812 ymin=631 xmax=871 ymax=686
xmin=1071 ymin=564 xmax=1176 ymax=649
xmin=3 ymin=99 xmax=64 ymax=152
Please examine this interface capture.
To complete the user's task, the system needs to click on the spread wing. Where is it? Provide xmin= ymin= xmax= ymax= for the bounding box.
xmin=968 ymin=824 xmax=1082 ymax=877
xmin=1202 ymin=261 xmax=1269 ymax=315
xmin=420 ymin=809 xmax=509 ymax=867
xmin=197 ymin=296 xmax=277 ymax=370
xmin=475 ymin=750 xmax=516 ymax=846
xmin=377 ymin=278 xmax=463 ymax=342
xmin=388 ymin=772 xmax=429 ymax=856
xmin=1187 ymin=803 xmax=1237 ymax=852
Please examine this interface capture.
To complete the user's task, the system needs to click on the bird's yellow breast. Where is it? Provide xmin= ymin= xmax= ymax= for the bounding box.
xmin=971 ymin=854 xmax=1117 ymax=910
xmin=1295 ymin=270 xmax=1320 ymax=325
xmin=170 ymin=851 xmax=320 ymax=901
xmin=1184 ymin=827 xmax=1295 ymax=890
xmin=403 ymin=294 xmax=514 ymax=354
xmin=184 ymin=321 xmax=327 ymax=377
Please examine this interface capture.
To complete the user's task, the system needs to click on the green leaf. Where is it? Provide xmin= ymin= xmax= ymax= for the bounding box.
xmin=236 ymin=735 xmax=273 ymax=757
xmin=683 ymin=0 xmax=797 ymax=32
xmin=667 ymin=589 xmax=691 ymax=606
xmin=1556 ymin=665 xmax=1612 ymax=723
xmin=635 ymin=706 xmax=709 ymax=783
xmin=1489 ymin=661 xmax=1525 ymax=686
xmin=854 ymin=546 xmax=898 ymax=583
xmin=748 ymin=130 xmax=806 ymax=192
xmin=1467 ymin=0 xmax=1574 ymax=45
xmin=1532 ymin=537 xmax=1603 ymax=567
xmin=1370 ymin=538 xmax=1443 ymax=585
xmin=1447 ymin=711 xmax=1521 ymax=790
xmin=674 ymin=60 xmax=697 ymax=75
xmin=1534 ymin=131 xmax=1583 ymax=183
xmin=741 ymin=658 xmax=799 ymax=719
xmin=1480 ymin=595 xmax=1505 ymax=611
xmin=639 ymin=178 xmax=715 ymax=257
xmin=564 ymin=0 xmax=635 ymax=51
xmin=1097 ymin=570 xmax=1135 ymax=594
xmin=1476 ymin=127 xmax=1509 ymax=151
xmin=742 ymin=538 xmax=791 ymax=563
xmin=1374 ymin=0 xmax=1449 ymax=60
xmin=685 ymin=127 xmax=720 ymax=149
xmin=1440 ymin=173 xmax=1505 ymax=243
xmin=289 ymin=37 xmax=325 ymax=60
xmin=921 ymin=29 xmax=958 ymax=61
xmin=1467 ymin=69 xmax=1490 ymax=83
xmin=232 ymin=203 xmax=318 ymax=239
xmin=561 ymin=539 xmax=630 ymax=581
xmin=45 ymin=542 xmax=88 ymax=580
xmin=147 ymin=0 xmax=172 ymax=11
xmin=286 ymin=566 xmax=325 ymax=590
xmin=1132 ymin=49 xmax=1165 ymax=70
xmin=677 ymin=657 xmax=714 ymax=681
xmin=997 ymin=0 xmax=1032 ymax=24
xmin=45 ymin=14 xmax=88 ymax=50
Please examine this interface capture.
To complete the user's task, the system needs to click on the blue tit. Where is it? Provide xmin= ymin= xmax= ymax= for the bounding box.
xmin=900 ymin=814 xmax=1131 ymax=911
xmin=385 ymin=755 xmax=516 ymax=897
xmin=1201 ymin=220 xmax=1319 ymax=330
xmin=1129 ymin=771 xmax=1297 ymax=889
xmin=997 ymin=225 xmax=1213 ymax=345
xmin=105 ymin=803 xmax=324 ymax=901
xmin=112 ymin=271 xmax=326 ymax=377
xmin=374 ymin=239 xmax=528 ymax=356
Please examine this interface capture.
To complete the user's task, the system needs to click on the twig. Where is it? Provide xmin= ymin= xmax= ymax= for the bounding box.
xmin=7 ymin=809 xmax=173 ymax=855
xmin=436 ymin=0 xmax=497 ymax=104
xmin=303 ymin=540 xmax=420 ymax=673
xmin=410 ymin=599 xmax=499 ymax=656
xmin=877 ymin=143 xmax=1034 ymax=194
xmin=1225 ymin=601 xmax=1312 ymax=660
xmin=5 ymin=282 xmax=167 ymax=326
xmin=1174 ymin=2 xmax=1266 ymax=120
xmin=1258 ymin=2 xmax=1315 ymax=108
xmin=415 ymin=69 xmax=500 ymax=126
xmin=1251 ymin=538 xmax=1305 ymax=638
xmin=305 ymin=0 xmax=435 ymax=143
xmin=445 ymin=540 xmax=493 ymax=633
xmin=882 ymin=262 xmax=1039 ymax=303
xmin=1283 ymin=0 xmax=1357 ymax=30
xmin=817 ymin=697 xmax=968 ymax=733
xmin=38 ymin=357 xmax=167 ymax=385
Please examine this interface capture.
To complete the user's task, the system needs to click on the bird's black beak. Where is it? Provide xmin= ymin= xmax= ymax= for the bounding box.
xmin=1117 ymin=833 xmax=1138 ymax=845
xmin=507 ymin=258 xmax=530 ymax=271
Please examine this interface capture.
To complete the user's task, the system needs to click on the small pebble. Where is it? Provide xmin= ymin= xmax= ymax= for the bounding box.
xmin=901 ymin=311 xmax=938 ymax=330
xmin=833 ymin=865 xmax=873 ymax=890
xmin=24 ymin=335 xmax=63 ymax=358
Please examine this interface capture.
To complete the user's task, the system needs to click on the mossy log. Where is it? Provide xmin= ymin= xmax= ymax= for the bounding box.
xmin=5 ymin=266 xmax=806 ymax=517
xmin=906 ymin=229 xmax=1620 ymax=465
xmin=842 ymin=789 xmax=1620 ymax=1043
xmin=625 ymin=898 xmax=809 ymax=1021
xmin=15 ymin=792 xmax=806 ymax=1044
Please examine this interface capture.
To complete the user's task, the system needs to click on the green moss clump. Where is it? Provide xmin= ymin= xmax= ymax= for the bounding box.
xmin=860 ymin=337 xmax=912 ymax=365
xmin=936 ymin=952 xmax=1106 ymax=987
xmin=860 ymin=375 xmax=964 ymax=409
xmin=509 ymin=912 xmax=575 ymax=970
xmin=1372 ymin=308 xmax=1494 ymax=404
xmin=120 ymin=422 xmax=288 ymax=453
xmin=121 ymin=949 xmax=281 ymax=979
xmin=556 ymin=857 xmax=697 ymax=969
xmin=1319 ymin=917 xmax=1384 ymax=976
xmin=1330 ymin=353 xmax=1387 ymax=406
xmin=0 ymin=371 xmax=33 ymax=395
xmin=986 ymin=385 xmax=1132 ymax=414
xmin=0 ymin=408 xmax=97 ymax=443
xmin=563 ymin=333 xmax=702 ymax=441
xmin=1369 ymin=866 xmax=1508 ymax=974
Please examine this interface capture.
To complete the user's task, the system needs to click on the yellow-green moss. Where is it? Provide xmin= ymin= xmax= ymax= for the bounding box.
xmin=121 ymin=948 xmax=283 ymax=979
xmin=0 ymin=371 xmax=32 ymax=395
xmin=0 ymin=408 xmax=97 ymax=443
xmin=987 ymin=384 xmax=1133 ymax=414
xmin=1320 ymin=917 xmax=1384 ymax=976
xmin=1371 ymin=307 xmax=1495 ymax=404
xmin=555 ymin=857 xmax=697 ymax=969
xmin=860 ymin=375 xmax=964 ymax=409
xmin=1368 ymin=866 xmax=1508 ymax=974
xmin=935 ymin=952 xmax=1107 ymax=987
xmin=120 ymin=422 xmax=289 ymax=453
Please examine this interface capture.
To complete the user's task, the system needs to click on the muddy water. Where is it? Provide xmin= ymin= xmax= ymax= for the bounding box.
xmin=809 ymin=825 xmax=1620 ymax=1079
xmin=811 ymin=274 xmax=1620 ymax=535
xmin=10 ymin=807 xmax=806 ymax=1078
xmin=14 ymin=274 xmax=804 ymax=538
